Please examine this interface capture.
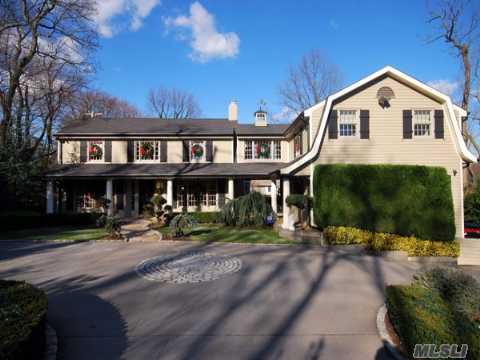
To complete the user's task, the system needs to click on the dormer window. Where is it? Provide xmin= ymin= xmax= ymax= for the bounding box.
xmin=87 ymin=140 xmax=104 ymax=162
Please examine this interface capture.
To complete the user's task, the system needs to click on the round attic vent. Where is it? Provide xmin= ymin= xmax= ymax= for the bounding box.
xmin=377 ymin=86 xmax=395 ymax=108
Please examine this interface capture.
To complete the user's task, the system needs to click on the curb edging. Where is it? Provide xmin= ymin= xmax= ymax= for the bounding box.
xmin=376 ymin=304 xmax=406 ymax=360
xmin=44 ymin=322 xmax=58 ymax=360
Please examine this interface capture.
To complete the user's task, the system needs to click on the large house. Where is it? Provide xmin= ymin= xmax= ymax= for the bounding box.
xmin=46 ymin=66 xmax=477 ymax=238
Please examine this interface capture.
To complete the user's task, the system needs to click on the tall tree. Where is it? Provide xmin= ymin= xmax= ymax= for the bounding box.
xmin=278 ymin=49 xmax=343 ymax=114
xmin=71 ymin=90 xmax=142 ymax=119
xmin=147 ymin=87 xmax=201 ymax=119
xmin=427 ymin=0 xmax=480 ymax=153
xmin=0 ymin=0 xmax=97 ymax=152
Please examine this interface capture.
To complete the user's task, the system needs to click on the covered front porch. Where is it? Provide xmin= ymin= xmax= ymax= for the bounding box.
xmin=45 ymin=176 xmax=309 ymax=222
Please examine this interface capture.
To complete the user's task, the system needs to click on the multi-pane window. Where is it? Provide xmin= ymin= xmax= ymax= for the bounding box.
xmin=87 ymin=141 xmax=104 ymax=162
xmin=339 ymin=110 xmax=357 ymax=137
xmin=245 ymin=141 xmax=253 ymax=159
xmin=413 ymin=110 xmax=431 ymax=137
xmin=190 ymin=141 xmax=206 ymax=161
xmin=135 ymin=140 xmax=159 ymax=161
xmin=187 ymin=193 xmax=197 ymax=207
xmin=244 ymin=140 xmax=281 ymax=160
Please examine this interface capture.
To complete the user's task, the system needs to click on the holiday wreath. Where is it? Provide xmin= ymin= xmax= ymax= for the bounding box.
xmin=88 ymin=143 xmax=103 ymax=159
xmin=255 ymin=143 xmax=270 ymax=158
xmin=139 ymin=142 xmax=154 ymax=159
xmin=191 ymin=143 xmax=204 ymax=159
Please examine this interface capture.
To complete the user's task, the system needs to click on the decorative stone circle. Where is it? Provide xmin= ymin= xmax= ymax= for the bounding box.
xmin=135 ymin=251 xmax=242 ymax=283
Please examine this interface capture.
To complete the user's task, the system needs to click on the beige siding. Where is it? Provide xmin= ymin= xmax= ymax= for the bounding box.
xmin=112 ymin=141 xmax=128 ymax=163
xmin=311 ymin=76 xmax=463 ymax=238
xmin=167 ymin=140 xmax=184 ymax=163
xmin=62 ymin=140 xmax=80 ymax=164
xmin=213 ymin=140 xmax=233 ymax=162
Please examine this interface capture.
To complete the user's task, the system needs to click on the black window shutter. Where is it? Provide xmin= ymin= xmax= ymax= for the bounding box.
xmin=328 ymin=110 xmax=338 ymax=139
xmin=127 ymin=140 xmax=134 ymax=162
xmin=182 ymin=140 xmax=189 ymax=162
xmin=104 ymin=140 xmax=112 ymax=162
xmin=160 ymin=141 xmax=167 ymax=162
xmin=403 ymin=110 xmax=413 ymax=139
xmin=80 ymin=140 xmax=87 ymax=162
xmin=206 ymin=140 xmax=213 ymax=162
xmin=434 ymin=110 xmax=444 ymax=139
xmin=360 ymin=110 xmax=370 ymax=139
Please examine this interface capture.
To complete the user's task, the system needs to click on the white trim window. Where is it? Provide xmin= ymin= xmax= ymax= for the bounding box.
xmin=244 ymin=140 xmax=281 ymax=160
xmin=190 ymin=141 xmax=206 ymax=161
xmin=413 ymin=110 xmax=432 ymax=137
xmin=135 ymin=140 xmax=160 ymax=162
xmin=87 ymin=140 xmax=104 ymax=162
xmin=339 ymin=110 xmax=358 ymax=137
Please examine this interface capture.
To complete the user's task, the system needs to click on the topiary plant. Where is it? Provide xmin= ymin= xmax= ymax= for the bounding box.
xmin=170 ymin=213 xmax=197 ymax=237
xmin=286 ymin=194 xmax=313 ymax=229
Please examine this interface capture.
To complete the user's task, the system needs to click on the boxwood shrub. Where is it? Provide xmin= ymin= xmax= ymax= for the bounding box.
xmin=323 ymin=226 xmax=459 ymax=257
xmin=0 ymin=212 xmax=101 ymax=232
xmin=0 ymin=280 xmax=48 ymax=360
xmin=313 ymin=164 xmax=456 ymax=241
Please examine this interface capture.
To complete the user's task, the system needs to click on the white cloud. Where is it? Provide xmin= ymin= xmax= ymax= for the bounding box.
xmin=94 ymin=0 xmax=161 ymax=37
xmin=164 ymin=2 xmax=240 ymax=62
xmin=272 ymin=106 xmax=297 ymax=122
xmin=427 ymin=79 xmax=459 ymax=96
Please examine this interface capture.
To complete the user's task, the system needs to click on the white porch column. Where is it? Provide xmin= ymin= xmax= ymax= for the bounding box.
xmin=134 ymin=180 xmax=139 ymax=216
xmin=106 ymin=179 xmax=113 ymax=216
xmin=271 ymin=179 xmax=278 ymax=214
xmin=282 ymin=177 xmax=294 ymax=230
xmin=167 ymin=179 xmax=173 ymax=206
xmin=46 ymin=180 xmax=55 ymax=214
xmin=227 ymin=178 xmax=234 ymax=200
xmin=125 ymin=180 xmax=132 ymax=217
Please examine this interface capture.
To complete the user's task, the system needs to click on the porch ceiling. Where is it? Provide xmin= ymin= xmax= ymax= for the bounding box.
xmin=45 ymin=163 xmax=286 ymax=178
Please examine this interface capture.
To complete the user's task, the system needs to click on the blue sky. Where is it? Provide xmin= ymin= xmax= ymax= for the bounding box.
xmin=92 ymin=0 xmax=462 ymax=123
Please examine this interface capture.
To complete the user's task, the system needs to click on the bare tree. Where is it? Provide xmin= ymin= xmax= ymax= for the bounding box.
xmin=71 ymin=90 xmax=142 ymax=119
xmin=147 ymin=87 xmax=201 ymax=119
xmin=278 ymin=50 xmax=342 ymax=114
xmin=427 ymin=0 xmax=480 ymax=153
xmin=0 ymin=0 xmax=98 ymax=149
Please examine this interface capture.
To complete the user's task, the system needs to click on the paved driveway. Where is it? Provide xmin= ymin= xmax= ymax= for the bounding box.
xmin=0 ymin=240 xmax=435 ymax=360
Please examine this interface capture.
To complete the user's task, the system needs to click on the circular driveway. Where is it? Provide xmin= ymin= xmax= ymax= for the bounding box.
xmin=0 ymin=240 xmax=434 ymax=359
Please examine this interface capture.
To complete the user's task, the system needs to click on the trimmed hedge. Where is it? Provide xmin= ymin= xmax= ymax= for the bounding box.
xmin=323 ymin=226 xmax=459 ymax=257
xmin=386 ymin=269 xmax=480 ymax=359
xmin=0 ymin=212 xmax=101 ymax=232
xmin=313 ymin=164 xmax=456 ymax=241
xmin=0 ymin=280 xmax=48 ymax=360
xmin=286 ymin=194 xmax=312 ymax=209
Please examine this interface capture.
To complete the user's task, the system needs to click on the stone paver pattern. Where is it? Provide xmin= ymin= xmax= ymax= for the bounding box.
xmin=0 ymin=240 xmax=459 ymax=359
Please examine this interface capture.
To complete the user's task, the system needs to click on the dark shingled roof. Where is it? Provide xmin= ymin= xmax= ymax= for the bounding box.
xmin=46 ymin=163 xmax=285 ymax=178
xmin=57 ymin=117 xmax=291 ymax=137
xmin=235 ymin=124 xmax=289 ymax=135
xmin=57 ymin=117 xmax=236 ymax=136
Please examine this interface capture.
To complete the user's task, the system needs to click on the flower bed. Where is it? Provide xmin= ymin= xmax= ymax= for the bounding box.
xmin=323 ymin=226 xmax=459 ymax=257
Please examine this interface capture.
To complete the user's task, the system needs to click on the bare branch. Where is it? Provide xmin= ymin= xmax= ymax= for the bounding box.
xmin=147 ymin=87 xmax=202 ymax=119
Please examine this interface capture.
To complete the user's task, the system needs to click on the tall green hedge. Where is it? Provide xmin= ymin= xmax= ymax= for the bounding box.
xmin=313 ymin=164 xmax=456 ymax=241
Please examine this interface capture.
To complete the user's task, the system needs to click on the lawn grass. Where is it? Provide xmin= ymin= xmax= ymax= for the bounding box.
xmin=154 ymin=224 xmax=295 ymax=245
xmin=0 ymin=226 xmax=108 ymax=241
